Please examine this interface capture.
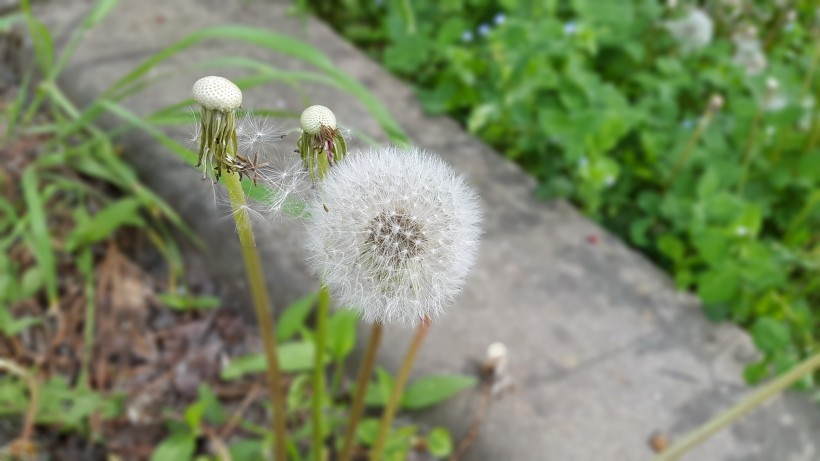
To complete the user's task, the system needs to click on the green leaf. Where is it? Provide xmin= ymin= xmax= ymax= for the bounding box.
xmin=427 ymin=427 xmax=453 ymax=457
xmin=221 ymin=341 xmax=324 ymax=380
xmin=365 ymin=367 xmax=395 ymax=407
xmin=697 ymin=267 xmax=738 ymax=305
xmin=751 ymin=317 xmax=791 ymax=356
xmin=65 ymin=197 xmax=146 ymax=251
xmin=151 ymin=432 xmax=197 ymax=461
xmin=401 ymin=375 xmax=477 ymax=410
xmin=0 ymin=309 xmax=42 ymax=336
xmin=357 ymin=418 xmax=380 ymax=446
xmin=276 ymin=291 xmax=318 ymax=341
xmin=657 ymin=234 xmax=684 ymax=264
xmin=21 ymin=168 xmax=58 ymax=307
xmin=101 ymin=25 xmax=407 ymax=143
xmin=157 ymin=293 xmax=220 ymax=311
xmin=326 ymin=309 xmax=358 ymax=360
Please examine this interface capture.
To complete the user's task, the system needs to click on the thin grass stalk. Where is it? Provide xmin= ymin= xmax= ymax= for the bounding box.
xmin=370 ymin=317 xmax=432 ymax=461
xmin=312 ymin=285 xmax=330 ymax=460
xmin=339 ymin=322 xmax=384 ymax=461
xmin=666 ymin=103 xmax=718 ymax=188
xmin=223 ymin=162 xmax=288 ymax=461
xmin=0 ymin=358 xmax=39 ymax=443
xmin=651 ymin=350 xmax=820 ymax=461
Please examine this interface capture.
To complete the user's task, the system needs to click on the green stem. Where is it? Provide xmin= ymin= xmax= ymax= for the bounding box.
xmin=339 ymin=322 xmax=384 ymax=461
xmin=666 ymin=110 xmax=715 ymax=188
xmin=736 ymin=108 xmax=762 ymax=194
xmin=78 ymin=249 xmax=96 ymax=388
xmin=312 ymin=285 xmax=330 ymax=461
xmin=223 ymin=169 xmax=288 ymax=461
xmin=0 ymin=359 xmax=38 ymax=442
xmin=370 ymin=318 xmax=431 ymax=461
xmin=652 ymin=350 xmax=820 ymax=461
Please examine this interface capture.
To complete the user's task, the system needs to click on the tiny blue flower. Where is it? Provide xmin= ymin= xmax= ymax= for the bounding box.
xmin=564 ymin=21 xmax=578 ymax=36
xmin=478 ymin=23 xmax=491 ymax=37
xmin=461 ymin=30 xmax=474 ymax=42
xmin=681 ymin=118 xmax=694 ymax=130
xmin=493 ymin=13 xmax=506 ymax=26
xmin=375 ymin=0 xmax=384 ymax=5
xmin=578 ymin=157 xmax=589 ymax=168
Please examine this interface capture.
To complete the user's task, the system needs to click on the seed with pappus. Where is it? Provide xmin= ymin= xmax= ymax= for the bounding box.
xmin=304 ymin=146 xmax=482 ymax=326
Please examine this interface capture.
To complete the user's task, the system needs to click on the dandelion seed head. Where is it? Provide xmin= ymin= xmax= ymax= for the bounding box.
xmin=305 ymin=146 xmax=482 ymax=326
xmin=300 ymin=105 xmax=337 ymax=135
xmin=192 ymin=76 xmax=242 ymax=111
xmin=663 ymin=9 xmax=713 ymax=52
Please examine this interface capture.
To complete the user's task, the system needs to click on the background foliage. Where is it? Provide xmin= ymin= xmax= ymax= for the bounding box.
xmin=312 ymin=0 xmax=820 ymax=388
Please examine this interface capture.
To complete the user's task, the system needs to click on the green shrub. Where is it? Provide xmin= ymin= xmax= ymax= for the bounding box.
xmin=315 ymin=0 xmax=820 ymax=387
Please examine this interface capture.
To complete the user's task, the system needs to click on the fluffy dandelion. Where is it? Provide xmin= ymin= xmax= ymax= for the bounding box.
xmin=305 ymin=146 xmax=481 ymax=326
xmin=663 ymin=8 xmax=714 ymax=53
xmin=732 ymin=26 xmax=767 ymax=75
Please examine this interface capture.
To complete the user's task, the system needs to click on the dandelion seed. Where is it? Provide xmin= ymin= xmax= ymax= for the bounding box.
xmin=304 ymin=146 xmax=481 ymax=326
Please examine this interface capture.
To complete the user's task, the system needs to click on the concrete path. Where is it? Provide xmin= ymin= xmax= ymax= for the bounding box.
xmin=35 ymin=0 xmax=820 ymax=459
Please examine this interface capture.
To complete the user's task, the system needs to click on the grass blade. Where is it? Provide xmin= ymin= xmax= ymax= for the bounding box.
xmin=21 ymin=167 xmax=59 ymax=309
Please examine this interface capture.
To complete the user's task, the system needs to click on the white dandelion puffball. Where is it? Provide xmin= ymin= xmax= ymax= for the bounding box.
xmin=192 ymin=76 xmax=242 ymax=111
xmin=305 ymin=146 xmax=481 ymax=326
xmin=663 ymin=8 xmax=713 ymax=53
xmin=300 ymin=105 xmax=337 ymax=134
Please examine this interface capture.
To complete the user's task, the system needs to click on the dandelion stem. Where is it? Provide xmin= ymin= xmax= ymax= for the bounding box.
xmin=339 ymin=322 xmax=384 ymax=461
xmin=651 ymin=349 xmax=820 ymax=461
xmin=223 ymin=166 xmax=288 ymax=461
xmin=370 ymin=317 xmax=431 ymax=461
xmin=312 ymin=285 xmax=330 ymax=461
xmin=667 ymin=105 xmax=716 ymax=188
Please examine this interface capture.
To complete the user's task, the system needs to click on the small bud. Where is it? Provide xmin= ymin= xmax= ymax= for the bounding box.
xmin=708 ymin=94 xmax=724 ymax=111
xmin=766 ymin=77 xmax=779 ymax=92
xmin=300 ymin=105 xmax=337 ymax=135
xmin=192 ymin=76 xmax=242 ymax=112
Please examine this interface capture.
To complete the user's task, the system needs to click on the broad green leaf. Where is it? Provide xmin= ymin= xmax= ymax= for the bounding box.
xmin=326 ymin=309 xmax=358 ymax=360
xmin=221 ymin=341 xmax=324 ymax=380
xmin=427 ymin=427 xmax=453 ymax=457
xmin=277 ymin=291 xmax=318 ymax=341
xmin=401 ymin=374 xmax=477 ymax=410
xmin=365 ymin=367 xmax=395 ymax=407
xmin=697 ymin=267 xmax=738 ymax=305
xmin=357 ymin=418 xmax=380 ymax=446
xmin=151 ymin=433 xmax=197 ymax=461
xmin=751 ymin=318 xmax=791 ymax=356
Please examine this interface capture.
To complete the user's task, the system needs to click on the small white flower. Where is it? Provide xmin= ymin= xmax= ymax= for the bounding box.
xmin=462 ymin=30 xmax=474 ymax=43
xmin=663 ymin=9 xmax=714 ymax=52
xmin=300 ymin=105 xmax=337 ymax=135
xmin=564 ymin=21 xmax=578 ymax=36
xmin=304 ymin=146 xmax=482 ymax=326
xmin=192 ymin=76 xmax=242 ymax=111
xmin=735 ymin=226 xmax=749 ymax=237
xmin=493 ymin=13 xmax=506 ymax=25
xmin=478 ymin=23 xmax=491 ymax=37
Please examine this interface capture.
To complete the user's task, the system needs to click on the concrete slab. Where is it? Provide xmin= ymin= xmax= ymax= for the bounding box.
xmin=32 ymin=0 xmax=820 ymax=460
